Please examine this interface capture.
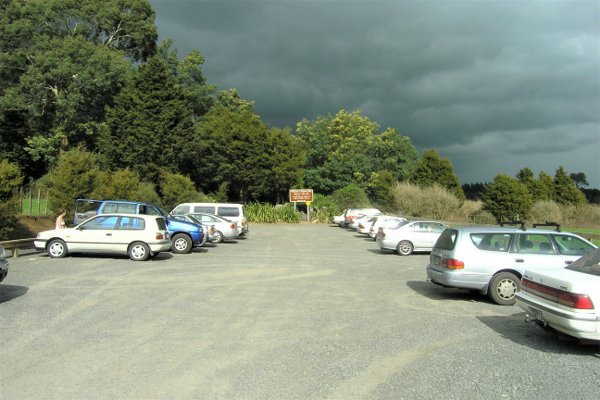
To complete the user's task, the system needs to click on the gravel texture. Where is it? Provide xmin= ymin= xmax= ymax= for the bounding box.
xmin=1 ymin=223 xmax=599 ymax=399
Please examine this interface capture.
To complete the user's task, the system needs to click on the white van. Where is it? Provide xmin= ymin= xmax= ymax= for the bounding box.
xmin=171 ymin=203 xmax=249 ymax=235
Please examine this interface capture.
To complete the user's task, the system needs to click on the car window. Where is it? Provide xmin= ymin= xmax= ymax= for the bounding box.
xmin=145 ymin=206 xmax=162 ymax=216
xmin=81 ymin=215 xmax=119 ymax=230
xmin=553 ymin=234 xmax=595 ymax=256
xmin=471 ymin=233 xmax=512 ymax=252
xmin=219 ymin=207 xmax=240 ymax=217
xmin=117 ymin=216 xmax=145 ymax=230
xmin=429 ymin=223 xmax=446 ymax=233
xmin=513 ymin=234 xmax=554 ymax=254
xmin=172 ymin=205 xmax=190 ymax=215
xmin=435 ymin=229 xmax=458 ymax=250
xmin=194 ymin=206 xmax=216 ymax=214
xmin=155 ymin=217 xmax=167 ymax=231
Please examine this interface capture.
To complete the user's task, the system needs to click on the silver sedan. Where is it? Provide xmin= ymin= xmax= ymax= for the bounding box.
xmin=376 ymin=220 xmax=447 ymax=256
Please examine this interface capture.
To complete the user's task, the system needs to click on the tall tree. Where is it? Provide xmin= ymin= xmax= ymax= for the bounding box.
xmin=100 ymin=56 xmax=195 ymax=185
xmin=411 ymin=149 xmax=465 ymax=201
xmin=296 ymin=110 xmax=417 ymax=194
xmin=554 ymin=166 xmax=586 ymax=205
xmin=482 ymin=174 xmax=533 ymax=223
xmin=195 ymin=106 xmax=303 ymax=202
xmin=569 ymin=172 xmax=589 ymax=189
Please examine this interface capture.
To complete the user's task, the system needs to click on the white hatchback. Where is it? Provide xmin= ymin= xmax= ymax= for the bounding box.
xmin=34 ymin=214 xmax=172 ymax=261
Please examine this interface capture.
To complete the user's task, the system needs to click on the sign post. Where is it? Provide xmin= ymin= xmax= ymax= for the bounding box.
xmin=289 ymin=189 xmax=313 ymax=220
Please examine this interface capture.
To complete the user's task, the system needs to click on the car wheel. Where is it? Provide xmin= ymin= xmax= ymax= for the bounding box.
xmin=47 ymin=239 xmax=67 ymax=258
xmin=128 ymin=242 xmax=150 ymax=261
xmin=396 ymin=240 xmax=414 ymax=256
xmin=211 ymin=231 xmax=224 ymax=243
xmin=172 ymin=233 xmax=192 ymax=254
xmin=489 ymin=272 xmax=519 ymax=305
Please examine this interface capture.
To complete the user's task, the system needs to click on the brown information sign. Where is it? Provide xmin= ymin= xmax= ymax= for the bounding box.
xmin=289 ymin=189 xmax=313 ymax=202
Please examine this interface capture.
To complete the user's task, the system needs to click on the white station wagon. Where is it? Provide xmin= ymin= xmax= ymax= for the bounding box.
xmin=34 ymin=214 xmax=172 ymax=261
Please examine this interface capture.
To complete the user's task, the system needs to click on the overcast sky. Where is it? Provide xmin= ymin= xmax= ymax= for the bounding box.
xmin=150 ymin=0 xmax=600 ymax=187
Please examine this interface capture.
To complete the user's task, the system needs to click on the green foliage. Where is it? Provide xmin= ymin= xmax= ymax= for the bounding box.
xmin=90 ymin=168 xmax=158 ymax=202
xmin=482 ymin=174 xmax=533 ymax=223
xmin=246 ymin=203 xmax=299 ymax=223
xmin=159 ymin=172 xmax=204 ymax=211
xmin=45 ymin=147 xmax=101 ymax=214
xmin=554 ymin=166 xmax=586 ymax=205
xmin=100 ymin=56 xmax=196 ymax=184
xmin=310 ymin=194 xmax=343 ymax=224
xmin=570 ymin=172 xmax=589 ymax=189
xmin=411 ymin=149 xmax=465 ymax=202
xmin=195 ymin=107 xmax=304 ymax=202
xmin=157 ymin=40 xmax=216 ymax=117
xmin=0 ymin=160 xmax=23 ymax=240
xmin=297 ymin=110 xmax=418 ymax=194
xmin=329 ymin=184 xmax=371 ymax=209
xmin=366 ymin=170 xmax=397 ymax=212
xmin=0 ymin=160 xmax=24 ymax=199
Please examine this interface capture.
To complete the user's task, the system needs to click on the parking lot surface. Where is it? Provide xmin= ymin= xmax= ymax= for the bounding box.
xmin=1 ymin=223 xmax=599 ymax=399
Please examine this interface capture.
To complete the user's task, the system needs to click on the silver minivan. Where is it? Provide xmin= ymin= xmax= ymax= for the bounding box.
xmin=171 ymin=203 xmax=248 ymax=235
xmin=426 ymin=225 xmax=597 ymax=305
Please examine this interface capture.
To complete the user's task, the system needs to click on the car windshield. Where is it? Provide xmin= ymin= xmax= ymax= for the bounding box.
xmin=565 ymin=248 xmax=600 ymax=277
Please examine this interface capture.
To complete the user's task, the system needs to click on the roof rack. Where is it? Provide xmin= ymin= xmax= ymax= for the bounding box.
xmin=499 ymin=220 xmax=526 ymax=230
xmin=532 ymin=221 xmax=561 ymax=232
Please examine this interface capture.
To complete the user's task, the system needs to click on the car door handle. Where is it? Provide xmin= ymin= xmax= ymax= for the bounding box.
xmin=565 ymin=260 xmax=573 ymax=265
xmin=106 ymin=233 xmax=112 ymax=236
xmin=515 ymin=258 xmax=524 ymax=263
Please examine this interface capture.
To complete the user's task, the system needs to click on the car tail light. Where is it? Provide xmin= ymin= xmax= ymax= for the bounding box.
xmin=230 ymin=223 xmax=236 ymax=229
xmin=442 ymin=258 xmax=464 ymax=269
xmin=358 ymin=223 xmax=364 ymax=229
xmin=156 ymin=233 xmax=165 ymax=240
xmin=522 ymin=279 xmax=593 ymax=309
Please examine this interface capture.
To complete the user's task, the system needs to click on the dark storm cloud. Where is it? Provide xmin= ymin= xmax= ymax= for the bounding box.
xmin=151 ymin=0 xmax=600 ymax=186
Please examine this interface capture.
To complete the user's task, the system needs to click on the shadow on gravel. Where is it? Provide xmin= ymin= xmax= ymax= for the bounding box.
xmin=367 ymin=248 xmax=395 ymax=255
xmin=0 ymin=284 xmax=28 ymax=304
xmin=478 ymin=314 xmax=600 ymax=355
xmin=407 ymin=280 xmax=490 ymax=303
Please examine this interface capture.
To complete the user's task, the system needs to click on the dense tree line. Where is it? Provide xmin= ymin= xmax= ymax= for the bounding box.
xmin=0 ymin=0 xmax=593 ymax=238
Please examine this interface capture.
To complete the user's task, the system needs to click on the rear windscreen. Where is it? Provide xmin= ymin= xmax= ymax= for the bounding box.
xmin=219 ymin=207 xmax=240 ymax=218
xmin=434 ymin=229 xmax=458 ymax=250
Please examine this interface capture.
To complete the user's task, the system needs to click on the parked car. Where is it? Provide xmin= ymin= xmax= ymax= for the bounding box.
xmin=350 ymin=213 xmax=381 ymax=230
xmin=368 ymin=216 xmax=408 ymax=239
xmin=357 ymin=216 xmax=377 ymax=235
xmin=171 ymin=203 xmax=248 ymax=236
xmin=74 ymin=199 xmax=206 ymax=254
xmin=170 ymin=215 xmax=216 ymax=243
xmin=0 ymin=245 xmax=8 ymax=282
xmin=376 ymin=220 xmax=447 ymax=256
xmin=516 ymin=248 xmax=600 ymax=342
xmin=343 ymin=208 xmax=381 ymax=229
xmin=34 ymin=214 xmax=172 ymax=261
xmin=426 ymin=223 xmax=597 ymax=305
xmin=186 ymin=213 xmax=241 ymax=243
xmin=333 ymin=210 xmax=347 ymax=227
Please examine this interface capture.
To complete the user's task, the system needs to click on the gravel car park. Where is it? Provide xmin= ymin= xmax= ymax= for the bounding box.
xmin=2 ymin=224 xmax=599 ymax=399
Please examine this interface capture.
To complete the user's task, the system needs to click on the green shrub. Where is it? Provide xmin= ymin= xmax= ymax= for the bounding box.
xmin=392 ymin=181 xmax=422 ymax=216
xmin=420 ymin=185 xmax=460 ymax=220
xmin=330 ymin=184 xmax=370 ymax=210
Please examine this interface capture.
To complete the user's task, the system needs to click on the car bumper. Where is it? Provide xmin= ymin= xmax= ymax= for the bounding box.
xmin=0 ymin=258 xmax=8 ymax=283
xmin=149 ymin=241 xmax=173 ymax=253
xmin=34 ymin=240 xmax=46 ymax=252
xmin=426 ymin=265 xmax=490 ymax=291
xmin=516 ymin=291 xmax=600 ymax=341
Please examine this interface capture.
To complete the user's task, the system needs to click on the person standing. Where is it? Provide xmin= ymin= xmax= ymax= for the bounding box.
xmin=55 ymin=209 xmax=67 ymax=230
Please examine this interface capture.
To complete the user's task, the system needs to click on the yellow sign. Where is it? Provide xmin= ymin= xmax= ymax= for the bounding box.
xmin=305 ymin=201 xmax=311 ymax=206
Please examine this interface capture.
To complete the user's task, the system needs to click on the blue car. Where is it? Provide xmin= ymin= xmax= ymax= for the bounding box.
xmin=74 ymin=199 xmax=206 ymax=254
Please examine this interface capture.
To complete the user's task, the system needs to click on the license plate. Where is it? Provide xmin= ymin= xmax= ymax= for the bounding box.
xmin=533 ymin=308 xmax=544 ymax=322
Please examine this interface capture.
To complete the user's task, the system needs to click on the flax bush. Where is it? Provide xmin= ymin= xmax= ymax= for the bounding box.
xmin=247 ymin=203 xmax=300 ymax=223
